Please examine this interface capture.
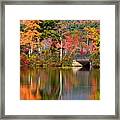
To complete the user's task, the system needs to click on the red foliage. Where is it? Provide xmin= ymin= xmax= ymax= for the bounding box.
xmin=63 ymin=32 xmax=79 ymax=52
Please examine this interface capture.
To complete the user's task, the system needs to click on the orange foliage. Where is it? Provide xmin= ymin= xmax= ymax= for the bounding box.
xmin=20 ymin=20 xmax=41 ymax=49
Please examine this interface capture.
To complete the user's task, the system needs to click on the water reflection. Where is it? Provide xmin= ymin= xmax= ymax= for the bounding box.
xmin=20 ymin=67 xmax=100 ymax=100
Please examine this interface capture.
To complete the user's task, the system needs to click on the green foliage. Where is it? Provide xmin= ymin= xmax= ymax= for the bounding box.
xmin=89 ymin=52 xmax=100 ymax=68
xmin=67 ymin=21 xmax=100 ymax=31
xmin=39 ymin=20 xmax=61 ymax=41
xmin=20 ymin=24 xmax=26 ymax=32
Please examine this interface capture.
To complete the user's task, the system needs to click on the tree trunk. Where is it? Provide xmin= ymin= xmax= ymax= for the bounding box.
xmin=60 ymin=40 xmax=62 ymax=61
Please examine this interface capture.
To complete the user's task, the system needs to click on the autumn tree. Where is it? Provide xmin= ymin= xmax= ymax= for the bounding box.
xmin=20 ymin=20 xmax=42 ymax=52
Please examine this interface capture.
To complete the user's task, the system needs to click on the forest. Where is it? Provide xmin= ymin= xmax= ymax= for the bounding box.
xmin=20 ymin=20 xmax=100 ymax=68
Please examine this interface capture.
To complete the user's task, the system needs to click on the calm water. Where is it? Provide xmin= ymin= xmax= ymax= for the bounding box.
xmin=20 ymin=67 xmax=100 ymax=100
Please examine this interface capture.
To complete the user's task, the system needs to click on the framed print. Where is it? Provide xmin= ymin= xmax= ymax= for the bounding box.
xmin=0 ymin=0 xmax=119 ymax=119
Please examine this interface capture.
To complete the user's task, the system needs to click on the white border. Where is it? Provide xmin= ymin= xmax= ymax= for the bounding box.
xmin=5 ymin=5 xmax=115 ymax=115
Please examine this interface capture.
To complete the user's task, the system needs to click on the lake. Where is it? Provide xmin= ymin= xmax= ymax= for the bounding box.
xmin=20 ymin=67 xmax=100 ymax=100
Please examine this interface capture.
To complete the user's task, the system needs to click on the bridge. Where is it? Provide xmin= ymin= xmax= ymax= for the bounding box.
xmin=75 ymin=54 xmax=91 ymax=70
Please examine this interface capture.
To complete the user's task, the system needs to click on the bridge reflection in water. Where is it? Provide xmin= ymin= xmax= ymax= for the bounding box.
xmin=20 ymin=67 xmax=100 ymax=100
